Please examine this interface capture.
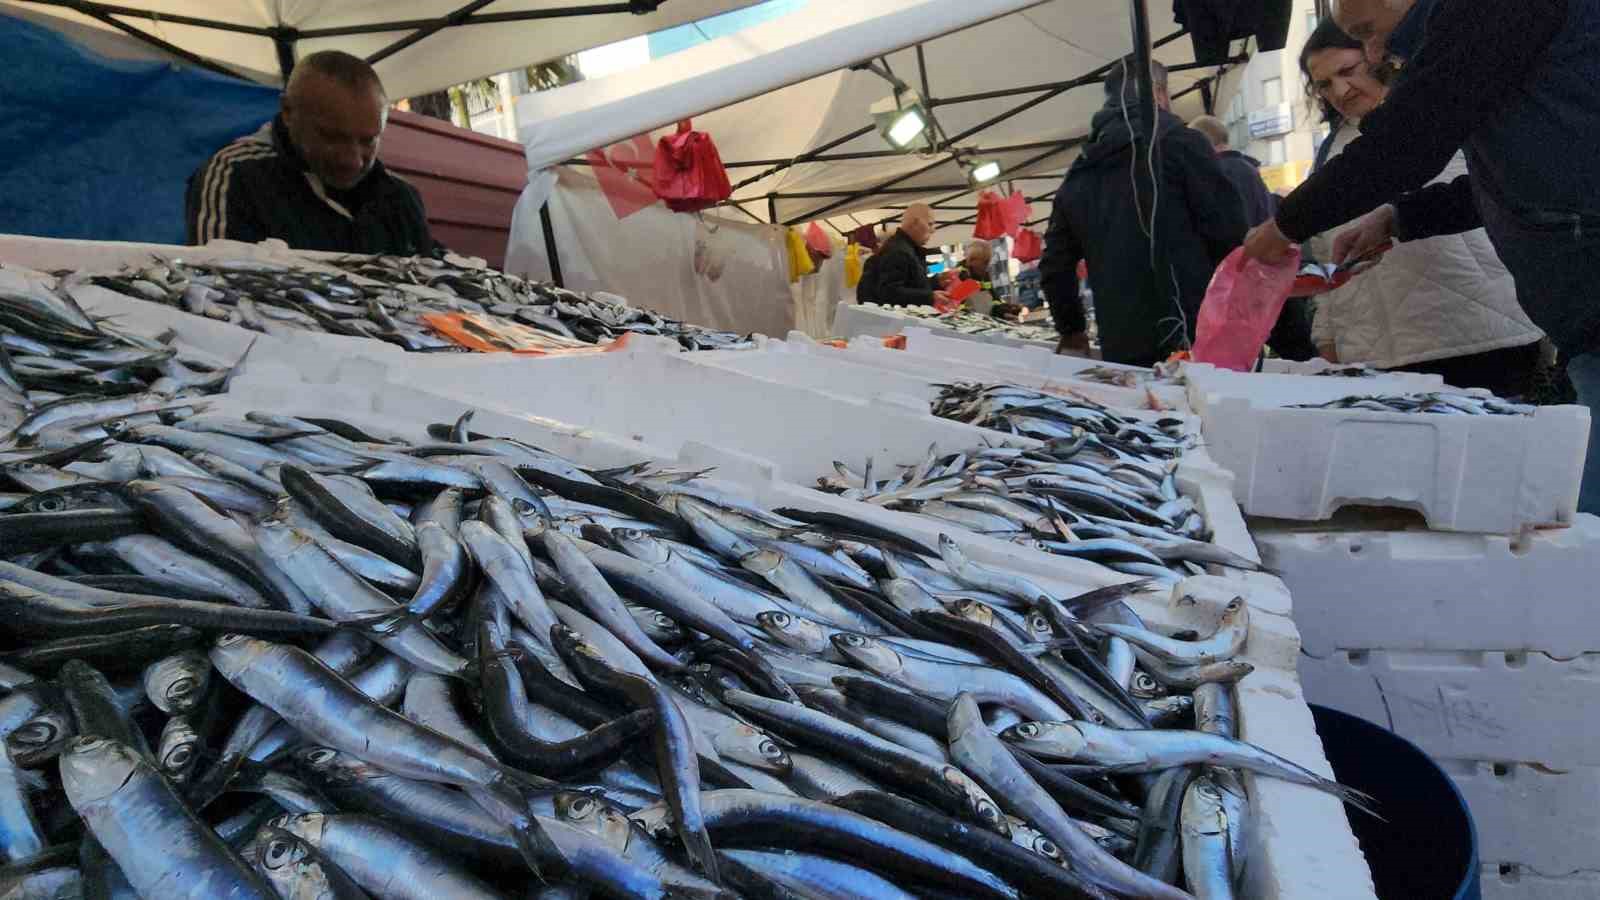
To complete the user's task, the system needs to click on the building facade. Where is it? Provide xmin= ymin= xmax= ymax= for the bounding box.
xmin=1211 ymin=0 xmax=1331 ymax=194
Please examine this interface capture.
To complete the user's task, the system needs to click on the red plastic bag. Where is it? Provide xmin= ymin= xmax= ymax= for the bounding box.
xmin=1013 ymin=228 xmax=1043 ymax=262
xmin=973 ymin=191 xmax=1006 ymax=240
xmin=653 ymin=120 xmax=732 ymax=213
xmin=804 ymin=222 xmax=832 ymax=258
xmin=1191 ymin=246 xmax=1302 ymax=371
xmin=1001 ymin=190 xmax=1031 ymax=238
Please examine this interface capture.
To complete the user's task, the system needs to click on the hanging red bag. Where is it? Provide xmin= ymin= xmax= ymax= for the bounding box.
xmin=804 ymin=222 xmax=833 ymax=258
xmin=973 ymin=190 xmax=1006 ymax=240
xmin=1013 ymin=228 xmax=1043 ymax=262
xmin=653 ymin=120 xmax=732 ymax=213
xmin=1191 ymin=246 xmax=1302 ymax=371
xmin=1001 ymin=190 xmax=1031 ymax=238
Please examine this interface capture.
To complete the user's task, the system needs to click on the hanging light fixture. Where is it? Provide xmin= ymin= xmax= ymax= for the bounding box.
xmin=871 ymin=91 xmax=932 ymax=152
xmin=969 ymin=160 xmax=1002 ymax=184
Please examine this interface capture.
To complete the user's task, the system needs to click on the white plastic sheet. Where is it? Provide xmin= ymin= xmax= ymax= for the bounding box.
xmin=506 ymin=167 xmax=794 ymax=338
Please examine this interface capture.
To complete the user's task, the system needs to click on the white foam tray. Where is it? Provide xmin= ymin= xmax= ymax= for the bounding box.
xmin=1297 ymin=649 xmax=1600 ymax=768
xmin=212 ymin=370 xmax=1373 ymax=900
xmin=833 ymin=302 xmax=1057 ymax=350
xmin=1443 ymin=758 xmax=1600 ymax=878
xmin=1182 ymin=363 xmax=1588 ymax=533
xmin=1481 ymin=867 xmax=1600 ymax=900
xmin=1254 ymin=357 xmax=1446 ymax=386
xmin=1252 ymin=516 xmax=1600 ymax=658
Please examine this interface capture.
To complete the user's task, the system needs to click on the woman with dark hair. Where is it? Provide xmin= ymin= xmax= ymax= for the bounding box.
xmin=1296 ymin=19 xmax=1543 ymax=395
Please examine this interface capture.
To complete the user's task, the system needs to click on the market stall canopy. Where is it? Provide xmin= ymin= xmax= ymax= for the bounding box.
xmin=0 ymin=0 xmax=763 ymax=97
xmin=517 ymin=0 xmax=1247 ymax=244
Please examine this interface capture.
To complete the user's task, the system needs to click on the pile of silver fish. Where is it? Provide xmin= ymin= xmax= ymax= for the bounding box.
xmin=46 ymin=253 xmax=752 ymax=353
xmin=1286 ymin=392 xmax=1534 ymax=416
xmin=813 ymin=385 xmax=1258 ymax=583
xmin=858 ymin=304 xmax=1058 ymax=343
xmin=0 ymin=405 xmax=1370 ymax=899
xmin=0 ymin=271 xmax=237 ymax=437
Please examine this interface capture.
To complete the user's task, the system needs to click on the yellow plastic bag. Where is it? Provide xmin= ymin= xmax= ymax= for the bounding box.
xmin=785 ymin=228 xmax=815 ymax=282
xmin=844 ymin=242 xmax=863 ymax=288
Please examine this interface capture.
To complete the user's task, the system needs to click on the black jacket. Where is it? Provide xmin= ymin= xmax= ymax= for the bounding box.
xmin=1216 ymin=150 xmax=1274 ymax=227
xmin=1041 ymin=106 xmax=1248 ymax=366
xmin=857 ymin=230 xmax=934 ymax=307
xmin=185 ymin=115 xmax=437 ymax=255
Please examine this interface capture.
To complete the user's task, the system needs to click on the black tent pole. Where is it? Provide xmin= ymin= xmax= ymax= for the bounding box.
xmin=1130 ymin=0 xmax=1157 ymax=137
xmin=539 ymin=201 xmax=565 ymax=288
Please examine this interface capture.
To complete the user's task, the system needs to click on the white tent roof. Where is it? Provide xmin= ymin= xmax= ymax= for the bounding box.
xmin=517 ymin=0 xmax=1237 ymax=245
xmin=0 ymin=0 xmax=761 ymax=97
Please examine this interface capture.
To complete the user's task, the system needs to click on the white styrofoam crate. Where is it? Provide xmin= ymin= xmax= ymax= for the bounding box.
xmin=1183 ymin=361 xmax=1447 ymax=402
xmin=689 ymin=337 xmax=1188 ymax=426
xmin=1297 ymin=649 xmax=1600 ymax=768
xmin=209 ymin=374 xmax=1373 ymax=900
xmin=1253 ymin=516 xmax=1600 ymax=658
xmin=1185 ymin=365 xmax=1588 ymax=532
xmin=1481 ymin=866 xmax=1600 ymax=900
xmin=1443 ymin=758 xmax=1600 ymax=877
xmin=832 ymin=302 xmax=1057 ymax=351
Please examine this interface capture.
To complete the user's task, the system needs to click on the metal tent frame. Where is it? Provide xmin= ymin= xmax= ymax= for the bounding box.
xmin=6 ymin=0 xmax=669 ymax=82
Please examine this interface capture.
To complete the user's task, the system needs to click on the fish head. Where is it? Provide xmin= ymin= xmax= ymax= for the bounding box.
xmin=58 ymin=736 xmax=142 ymax=806
xmin=998 ymin=720 xmax=1086 ymax=760
xmin=631 ymin=607 xmax=684 ymax=645
xmin=712 ymin=723 xmax=792 ymax=775
xmin=827 ymin=633 xmax=903 ymax=678
xmin=157 ymin=718 xmax=200 ymax=780
xmin=554 ymin=791 xmax=635 ymax=851
xmin=265 ymin=813 xmax=327 ymax=848
xmin=753 ymin=610 xmax=828 ymax=655
xmin=1018 ymin=610 xmax=1056 ymax=643
xmin=254 ymin=827 xmax=333 ymax=896
xmin=946 ymin=598 xmax=1000 ymax=629
xmin=208 ymin=633 xmax=272 ymax=680
xmin=294 ymin=746 xmax=374 ymax=786
xmin=4 ymin=690 xmax=74 ymax=767
xmin=936 ymin=533 xmax=968 ymax=568
xmin=611 ymin=528 xmax=668 ymax=564
xmin=1006 ymin=818 xmax=1066 ymax=866
xmin=13 ymin=483 xmax=129 ymax=514
xmin=881 ymin=578 xmax=939 ymax=615
xmin=1129 ymin=670 xmax=1166 ymax=699
xmin=627 ymin=804 xmax=674 ymax=842
xmin=736 ymin=548 xmax=782 ymax=577
xmin=142 ymin=651 xmax=210 ymax=716
xmin=940 ymin=766 xmax=1010 ymax=837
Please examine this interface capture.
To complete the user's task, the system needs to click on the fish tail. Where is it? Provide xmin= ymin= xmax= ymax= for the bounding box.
xmin=680 ymin=824 xmax=721 ymax=886
xmin=1330 ymin=782 xmax=1384 ymax=820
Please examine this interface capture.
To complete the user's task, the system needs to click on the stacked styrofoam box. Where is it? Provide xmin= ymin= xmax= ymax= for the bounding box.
xmin=1184 ymin=362 xmax=1589 ymax=533
xmin=214 ymin=363 xmax=1373 ymax=899
xmin=832 ymin=301 xmax=1057 ymax=350
xmin=0 ymin=234 xmax=421 ymax=381
xmin=1256 ymin=516 xmax=1600 ymax=895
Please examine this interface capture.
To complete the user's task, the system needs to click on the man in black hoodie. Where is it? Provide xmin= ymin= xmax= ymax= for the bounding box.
xmin=1041 ymin=58 xmax=1248 ymax=365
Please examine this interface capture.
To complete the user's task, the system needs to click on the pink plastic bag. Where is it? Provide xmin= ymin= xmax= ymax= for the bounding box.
xmin=1190 ymin=246 xmax=1301 ymax=371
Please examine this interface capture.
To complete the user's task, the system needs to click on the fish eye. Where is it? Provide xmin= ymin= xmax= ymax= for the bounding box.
xmin=512 ymin=499 xmax=536 ymax=516
xmin=264 ymin=839 xmax=298 ymax=866
xmin=1017 ymin=723 xmax=1038 ymax=738
xmin=653 ymin=613 xmax=674 ymax=628
xmin=977 ymin=801 xmax=1001 ymax=822
xmin=167 ymin=677 xmax=197 ymax=697
xmin=840 ymin=634 xmax=865 ymax=647
xmin=1035 ymin=837 xmax=1061 ymax=860
xmin=39 ymin=497 xmax=63 ymax=512
xmin=768 ymin=612 xmax=790 ymax=627
xmin=304 ymin=748 xmax=338 ymax=766
xmin=12 ymin=722 xmax=59 ymax=746
xmin=164 ymin=746 xmax=193 ymax=767
xmin=759 ymin=740 xmax=784 ymax=759
xmin=568 ymin=798 xmax=594 ymax=819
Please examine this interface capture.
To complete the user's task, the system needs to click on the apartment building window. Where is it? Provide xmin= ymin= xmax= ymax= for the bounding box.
xmin=1263 ymin=77 xmax=1284 ymax=107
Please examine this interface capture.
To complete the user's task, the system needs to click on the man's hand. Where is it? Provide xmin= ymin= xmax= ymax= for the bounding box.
xmin=1057 ymin=331 xmax=1091 ymax=356
xmin=1242 ymin=219 xmax=1294 ymax=263
xmin=1332 ymin=204 xmax=1398 ymax=266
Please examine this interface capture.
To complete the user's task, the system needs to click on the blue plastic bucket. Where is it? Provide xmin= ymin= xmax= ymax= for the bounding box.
xmin=1310 ymin=705 xmax=1481 ymax=900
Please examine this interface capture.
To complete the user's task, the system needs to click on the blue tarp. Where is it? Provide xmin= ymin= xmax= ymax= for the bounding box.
xmin=0 ymin=12 xmax=280 ymax=245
